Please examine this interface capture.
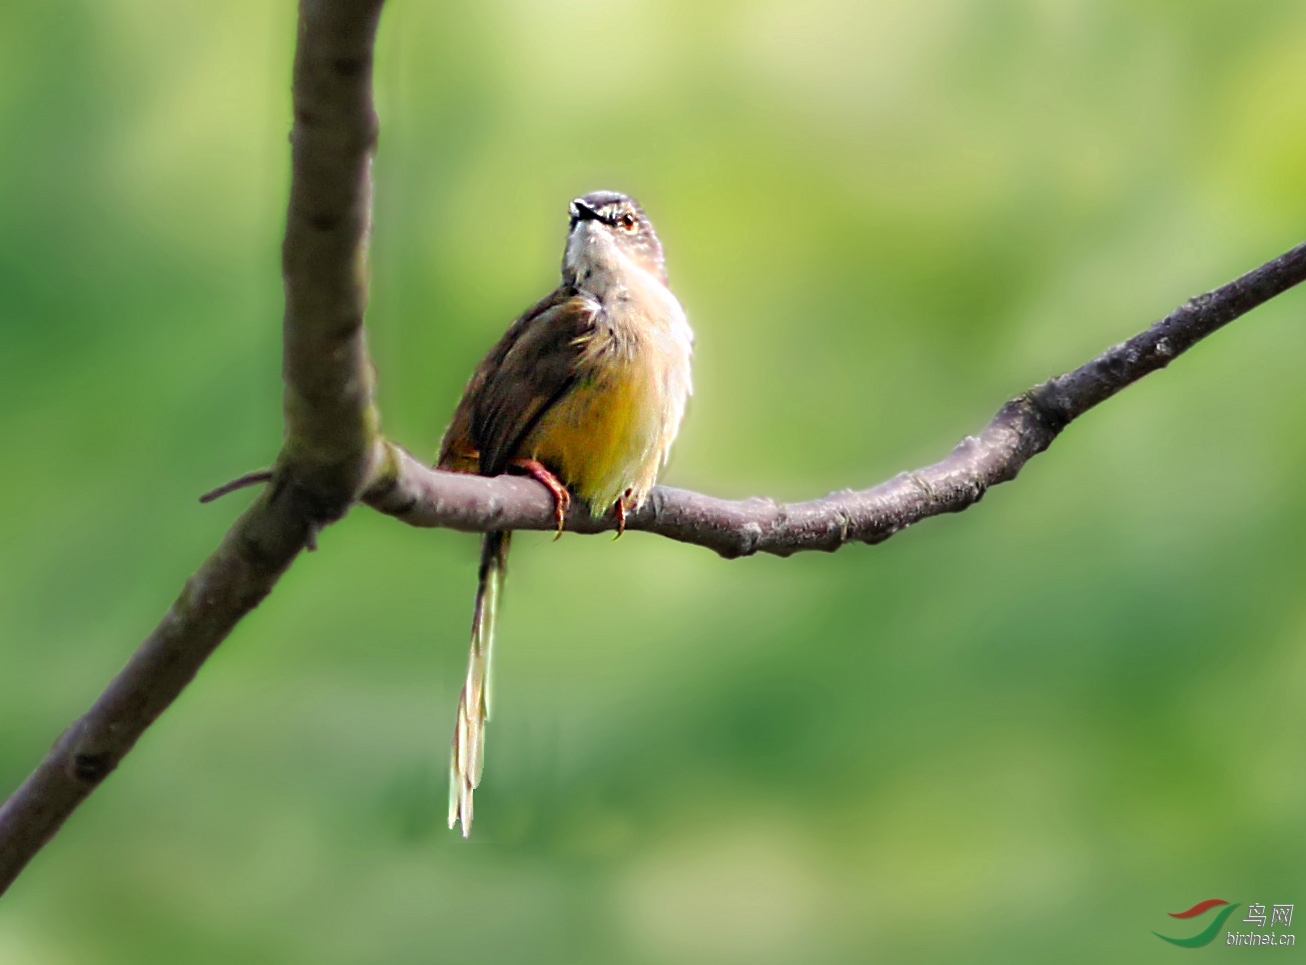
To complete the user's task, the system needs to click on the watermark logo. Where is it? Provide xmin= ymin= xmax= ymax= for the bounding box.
xmin=1154 ymin=899 xmax=1295 ymax=948
xmin=1154 ymin=899 xmax=1240 ymax=948
xmin=1229 ymin=903 xmax=1295 ymax=948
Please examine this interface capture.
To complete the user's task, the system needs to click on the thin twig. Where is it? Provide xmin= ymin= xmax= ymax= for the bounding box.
xmin=198 ymin=469 xmax=275 ymax=504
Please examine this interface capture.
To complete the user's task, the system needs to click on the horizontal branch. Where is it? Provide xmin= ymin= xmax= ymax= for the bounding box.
xmin=365 ymin=237 xmax=1306 ymax=558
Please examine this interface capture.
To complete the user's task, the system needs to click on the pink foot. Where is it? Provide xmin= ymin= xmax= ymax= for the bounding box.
xmin=511 ymin=458 xmax=570 ymax=538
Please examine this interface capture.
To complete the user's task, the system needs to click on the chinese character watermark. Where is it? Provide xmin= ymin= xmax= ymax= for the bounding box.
xmin=1244 ymin=903 xmax=1293 ymax=929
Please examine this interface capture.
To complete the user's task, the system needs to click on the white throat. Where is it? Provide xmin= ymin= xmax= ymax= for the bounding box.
xmin=565 ymin=224 xmax=639 ymax=301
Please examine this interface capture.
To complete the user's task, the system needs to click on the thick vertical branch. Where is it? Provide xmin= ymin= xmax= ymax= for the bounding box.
xmin=0 ymin=0 xmax=386 ymax=896
xmin=280 ymin=0 xmax=386 ymax=509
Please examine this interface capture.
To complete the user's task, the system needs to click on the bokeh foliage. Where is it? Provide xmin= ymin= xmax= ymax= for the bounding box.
xmin=2 ymin=1 xmax=1306 ymax=962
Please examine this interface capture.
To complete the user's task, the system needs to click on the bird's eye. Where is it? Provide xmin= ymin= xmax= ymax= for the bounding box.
xmin=618 ymin=213 xmax=638 ymax=232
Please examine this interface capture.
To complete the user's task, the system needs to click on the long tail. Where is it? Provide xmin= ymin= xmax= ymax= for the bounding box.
xmin=449 ymin=530 xmax=511 ymax=838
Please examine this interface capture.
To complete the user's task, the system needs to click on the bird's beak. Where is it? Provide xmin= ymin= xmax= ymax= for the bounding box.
xmin=569 ymin=198 xmax=602 ymax=228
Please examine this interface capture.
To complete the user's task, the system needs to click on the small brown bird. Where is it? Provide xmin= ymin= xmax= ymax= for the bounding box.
xmin=437 ymin=191 xmax=693 ymax=836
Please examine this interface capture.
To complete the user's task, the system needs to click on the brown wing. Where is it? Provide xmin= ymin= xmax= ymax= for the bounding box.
xmin=437 ymin=288 xmax=572 ymax=473
xmin=437 ymin=287 xmax=602 ymax=477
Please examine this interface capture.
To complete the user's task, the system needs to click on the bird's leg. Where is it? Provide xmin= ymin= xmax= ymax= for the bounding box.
xmin=614 ymin=488 xmax=634 ymax=539
xmin=510 ymin=458 xmax=570 ymax=538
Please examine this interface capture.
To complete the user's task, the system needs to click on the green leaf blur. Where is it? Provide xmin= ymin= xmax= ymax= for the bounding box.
xmin=2 ymin=1 xmax=1305 ymax=962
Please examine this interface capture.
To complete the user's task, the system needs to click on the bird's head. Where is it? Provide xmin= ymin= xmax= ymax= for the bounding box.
xmin=563 ymin=190 xmax=666 ymax=289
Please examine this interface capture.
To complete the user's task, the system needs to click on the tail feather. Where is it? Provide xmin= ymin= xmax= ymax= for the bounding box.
xmin=449 ymin=530 xmax=511 ymax=837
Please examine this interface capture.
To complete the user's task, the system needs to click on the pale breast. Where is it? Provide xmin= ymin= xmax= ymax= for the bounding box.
xmin=526 ymin=280 xmax=692 ymax=514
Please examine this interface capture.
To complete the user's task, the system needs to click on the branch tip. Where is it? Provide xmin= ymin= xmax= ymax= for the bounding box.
xmin=198 ymin=470 xmax=275 ymax=504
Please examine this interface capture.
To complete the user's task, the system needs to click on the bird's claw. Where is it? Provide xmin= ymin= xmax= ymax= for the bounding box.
xmin=512 ymin=458 xmax=570 ymax=538
xmin=614 ymin=488 xmax=633 ymax=539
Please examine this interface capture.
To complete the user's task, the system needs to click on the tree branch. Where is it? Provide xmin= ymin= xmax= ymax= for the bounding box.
xmin=364 ymin=238 xmax=1306 ymax=558
xmin=0 ymin=0 xmax=386 ymax=896
xmin=3 ymin=0 xmax=1305 ymax=904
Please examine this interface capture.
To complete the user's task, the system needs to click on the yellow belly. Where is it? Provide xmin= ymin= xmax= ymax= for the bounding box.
xmin=526 ymin=360 xmax=671 ymax=514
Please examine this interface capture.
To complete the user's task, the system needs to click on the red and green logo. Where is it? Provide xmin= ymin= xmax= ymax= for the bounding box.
xmin=1154 ymin=899 xmax=1240 ymax=948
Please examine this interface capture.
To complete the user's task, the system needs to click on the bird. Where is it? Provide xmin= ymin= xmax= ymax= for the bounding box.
xmin=436 ymin=190 xmax=694 ymax=836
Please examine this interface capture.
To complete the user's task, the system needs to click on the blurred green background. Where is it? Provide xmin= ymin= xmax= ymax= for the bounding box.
xmin=2 ymin=1 xmax=1306 ymax=962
